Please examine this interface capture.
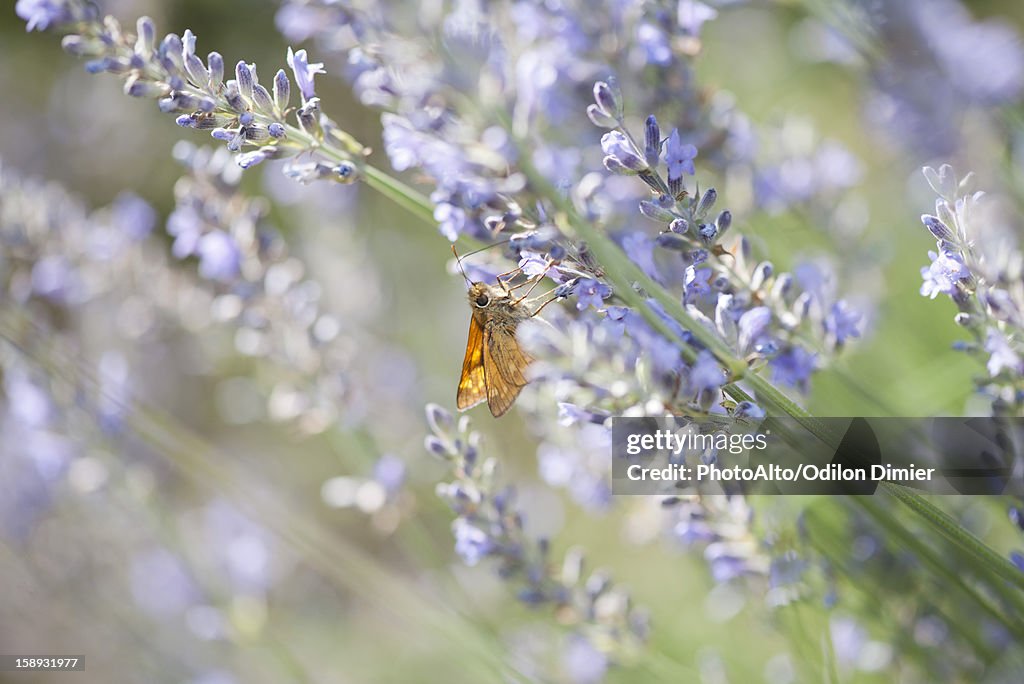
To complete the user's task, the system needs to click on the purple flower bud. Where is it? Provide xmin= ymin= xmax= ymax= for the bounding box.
xmin=424 ymin=435 xmax=449 ymax=458
xmin=235 ymin=60 xmax=254 ymax=99
xmin=553 ymin=280 xmax=578 ymax=299
xmin=771 ymin=272 xmax=793 ymax=301
xmin=298 ymin=97 xmax=320 ymax=132
xmin=62 ymin=35 xmax=105 ymax=57
xmin=207 ymin=51 xmax=224 ymax=86
xmin=644 ymin=115 xmax=661 ymax=167
xmin=696 ymin=188 xmax=717 ymax=216
xmin=334 ymin=162 xmax=357 ymax=182
xmin=135 ymin=17 xmax=156 ymax=55
xmin=656 ymin=232 xmax=689 ymax=251
xmin=592 ymin=81 xmax=620 ymax=119
xmin=236 ymin=148 xmax=275 ymax=169
xmin=175 ymin=114 xmax=195 ymax=127
xmin=716 ymin=210 xmax=732 ymax=235
xmin=601 ymin=131 xmax=647 ymax=171
xmin=426 ymin=403 xmax=454 ymax=437
xmin=252 ymin=84 xmax=274 ymax=113
xmin=698 ymin=223 xmax=717 ymax=243
xmin=283 ymin=160 xmax=335 ymax=184
xmin=123 ymin=75 xmax=171 ymax=98
xmin=224 ymin=83 xmax=245 ymax=112
xmin=639 ymin=200 xmax=675 ymax=222
xmin=239 ymin=112 xmax=254 ymax=126
xmin=921 ymin=214 xmax=954 ymax=241
xmin=268 ymin=122 xmax=285 ymax=138
xmin=183 ymin=53 xmax=208 ymax=87
xmin=669 ymin=218 xmax=689 ymax=234
xmin=602 ymin=156 xmax=638 ymax=175
xmin=273 ymin=69 xmax=290 ymax=111
xmin=733 ymin=402 xmax=766 ymax=420
xmin=159 ymin=33 xmax=184 ymax=70
xmin=751 ymin=262 xmax=773 ymax=291
xmin=549 ymin=244 xmax=567 ymax=261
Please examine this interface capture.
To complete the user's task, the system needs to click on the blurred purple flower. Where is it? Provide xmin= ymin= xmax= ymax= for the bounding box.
xmin=130 ymin=548 xmax=199 ymax=617
xmin=737 ymin=306 xmax=771 ymax=352
xmin=373 ymin=454 xmax=406 ymax=495
xmin=678 ymin=0 xmax=718 ymax=36
xmin=110 ymin=192 xmax=157 ymax=241
xmin=771 ymin=347 xmax=817 ymax=391
xmin=636 ymin=23 xmax=672 ymax=66
xmin=30 ymin=255 xmax=77 ymax=303
xmin=197 ymin=231 xmax=241 ymax=282
xmin=684 ymin=265 xmax=712 ymax=303
xmin=689 ymin=350 xmax=725 ymax=393
xmin=825 ymin=301 xmax=863 ymax=345
xmin=984 ymin=329 xmax=1023 ymax=377
xmin=16 ymin=0 xmax=70 ymax=31
xmin=205 ymin=502 xmax=274 ymax=593
xmin=622 ymin=232 xmax=661 ymax=283
xmin=453 ymin=518 xmax=493 ymax=565
xmin=562 ymin=635 xmax=608 ymax=684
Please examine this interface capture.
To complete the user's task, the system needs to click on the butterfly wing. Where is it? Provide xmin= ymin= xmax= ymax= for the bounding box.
xmin=483 ymin=319 xmax=531 ymax=417
xmin=456 ymin=313 xmax=488 ymax=411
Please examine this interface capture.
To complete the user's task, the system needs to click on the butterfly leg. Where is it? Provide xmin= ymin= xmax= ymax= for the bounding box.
xmin=524 ymin=285 xmax=567 ymax=316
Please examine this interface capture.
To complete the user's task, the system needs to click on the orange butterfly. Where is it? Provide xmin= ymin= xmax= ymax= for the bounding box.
xmin=456 ymin=280 xmax=535 ymax=417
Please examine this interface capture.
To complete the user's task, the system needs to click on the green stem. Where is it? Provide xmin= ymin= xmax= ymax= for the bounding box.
xmin=856 ymin=495 xmax=1024 ymax=641
xmin=882 ymin=484 xmax=1024 ymax=593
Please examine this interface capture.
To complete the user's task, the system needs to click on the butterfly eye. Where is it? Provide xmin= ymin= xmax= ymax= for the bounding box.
xmin=475 ymin=293 xmax=491 ymax=307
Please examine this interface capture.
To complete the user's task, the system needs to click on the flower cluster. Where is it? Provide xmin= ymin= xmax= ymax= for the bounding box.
xmin=0 ymin=161 xmax=291 ymax=629
xmin=591 ymin=88 xmax=863 ymax=398
xmin=915 ymin=165 xmax=1024 ymax=414
xmin=22 ymin=0 xmax=364 ymax=179
xmin=424 ymin=404 xmax=647 ymax=677
xmin=168 ymin=142 xmax=374 ymax=433
xmin=276 ymin=0 xmax=752 ymax=243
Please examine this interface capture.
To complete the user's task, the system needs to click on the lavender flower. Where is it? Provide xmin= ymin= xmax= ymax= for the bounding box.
xmin=26 ymin=5 xmax=366 ymax=183
xmin=424 ymin=404 xmax=646 ymax=665
xmin=663 ymin=129 xmax=697 ymax=181
xmin=914 ymin=164 xmax=1024 ymax=412
xmin=286 ymin=47 xmax=325 ymax=102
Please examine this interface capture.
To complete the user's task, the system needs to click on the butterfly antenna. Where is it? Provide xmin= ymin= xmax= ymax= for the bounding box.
xmin=456 ymin=238 xmax=512 ymax=259
xmin=452 ymin=245 xmax=472 ymax=285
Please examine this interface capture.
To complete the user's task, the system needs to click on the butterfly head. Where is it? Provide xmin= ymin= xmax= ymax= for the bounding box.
xmin=468 ymin=281 xmax=504 ymax=309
